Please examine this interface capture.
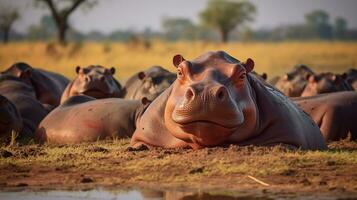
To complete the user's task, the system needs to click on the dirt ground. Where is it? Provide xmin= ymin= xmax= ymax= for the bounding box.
xmin=0 ymin=139 xmax=356 ymax=199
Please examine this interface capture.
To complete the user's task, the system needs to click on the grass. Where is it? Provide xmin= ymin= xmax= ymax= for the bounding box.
xmin=1 ymin=41 xmax=356 ymax=82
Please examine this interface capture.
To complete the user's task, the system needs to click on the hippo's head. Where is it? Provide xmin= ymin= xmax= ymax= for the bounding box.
xmin=125 ymin=66 xmax=176 ymax=101
xmin=301 ymin=73 xmax=352 ymax=97
xmin=69 ymin=65 xmax=122 ymax=99
xmin=0 ymin=95 xmax=22 ymax=143
xmin=275 ymin=64 xmax=315 ymax=97
xmin=163 ymin=51 xmax=257 ymax=147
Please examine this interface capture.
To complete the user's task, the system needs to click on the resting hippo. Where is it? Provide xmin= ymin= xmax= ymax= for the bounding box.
xmin=0 ymin=95 xmax=22 ymax=143
xmin=275 ymin=64 xmax=315 ymax=97
xmin=123 ymin=66 xmax=176 ymax=101
xmin=60 ymin=65 xmax=123 ymax=103
xmin=1 ymin=62 xmax=70 ymax=107
xmin=0 ymin=74 xmax=48 ymax=143
xmin=293 ymin=92 xmax=357 ymax=141
xmin=130 ymin=51 xmax=326 ymax=150
xmin=301 ymin=72 xmax=353 ymax=97
xmin=36 ymin=96 xmax=148 ymax=144
xmin=343 ymin=68 xmax=357 ymax=90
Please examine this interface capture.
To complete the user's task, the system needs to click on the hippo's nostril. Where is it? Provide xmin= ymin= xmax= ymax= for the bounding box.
xmin=185 ymin=88 xmax=195 ymax=101
xmin=216 ymin=87 xmax=227 ymax=101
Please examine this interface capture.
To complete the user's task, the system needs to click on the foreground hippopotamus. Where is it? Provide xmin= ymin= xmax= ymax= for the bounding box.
xmin=0 ymin=74 xmax=48 ymax=143
xmin=36 ymin=96 xmax=148 ymax=144
xmin=0 ymin=95 xmax=22 ymax=143
xmin=293 ymin=92 xmax=357 ymax=141
xmin=275 ymin=64 xmax=315 ymax=97
xmin=301 ymin=72 xmax=353 ymax=97
xmin=123 ymin=66 xmax=176 ymax=101
xmin=60 ymin=65 xmax=123 ymax=103
xmin=130 ymin=51 xmax=326 ymax=150
xmin=1 ymin=62 xmax=70 ymax=107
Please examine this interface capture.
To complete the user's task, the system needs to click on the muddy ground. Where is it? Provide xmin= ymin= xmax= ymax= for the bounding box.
xmin=0 ymin=139 xmax=356 ymax=199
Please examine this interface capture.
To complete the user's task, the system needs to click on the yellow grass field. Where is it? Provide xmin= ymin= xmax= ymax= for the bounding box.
xmin=0 ymin=41 xmax=356 ymax=81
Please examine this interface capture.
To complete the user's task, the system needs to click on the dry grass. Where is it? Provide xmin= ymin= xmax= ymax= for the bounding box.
xmin=0 ymin=41 xmax=356 ymax=82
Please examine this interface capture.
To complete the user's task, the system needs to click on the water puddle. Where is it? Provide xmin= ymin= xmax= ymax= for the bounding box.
xmin=0 ymin=188 xmax=275 ymax=200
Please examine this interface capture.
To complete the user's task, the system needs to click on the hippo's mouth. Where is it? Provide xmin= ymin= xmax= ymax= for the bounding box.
xmin=82 ymin=89 xmax=112 ymax=98
xmin=177 ymin=120 xmax=239 ymax=130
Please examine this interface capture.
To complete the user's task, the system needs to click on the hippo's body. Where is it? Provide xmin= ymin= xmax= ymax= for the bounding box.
xmin=0 ymin=95 xmax=22 ymax=143
xmin=130 ymin=51 xmax=326 ymax=150
xmin=60 ymin=65 xmax=123 ymax=103
xmin=36 ymin=96 xmax=147 ymax=144
xmin=2 ymin=62 xmax=69 ymax=107
xmin=293 ymin=92 xmax=357 ymax=141
xmin=301 ymin=72 xmax=353 ymax=97
xmin=275 ymin=65 xmax=315 ymax=97
xmin=0 ymin=75 xmax=48 ymax=142
xmin=123 ymin=66 xmax=176 ymax=101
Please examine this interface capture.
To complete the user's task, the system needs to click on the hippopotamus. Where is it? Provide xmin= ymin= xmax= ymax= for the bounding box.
xmin=123 ymin=66 xmax=176 ymax=101
xmin=293 ymin=92 xmax=357 ymax=141
xmin=60 ymin=65 xmax=123 ymax=103
xmin=301 ymin=72 xmax=353 ymax=97
xmin=343 ymin=68 xmax=357 ymax=90
xmin=1 ymin=62 xmax=70 ymax=107
xmin=36 ymin=96 xmax=149 ymax=144
xmin=275 ymin=64 xmax=315 ymax=97
xmin=0 ymin=95 xmax=22 ymax=143
xmin=0 ymin=74 xmax=48 ymax=143
xmin=130 ymin=51 xmax=326 ymax=150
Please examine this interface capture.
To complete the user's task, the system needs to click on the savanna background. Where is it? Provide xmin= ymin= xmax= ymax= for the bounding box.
xmin=0 ymin=0 xmax=357 ymax=199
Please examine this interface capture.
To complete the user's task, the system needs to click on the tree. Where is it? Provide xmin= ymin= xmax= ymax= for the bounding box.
xmin=200 ymin=0 xmax=256 ymax=43
xmin=305 ymin=10 xmax=333 ymax=40
xmin=36 ymin=0 xmax=96 ymax=44
xmin=0 ymin=6 xmax=19 ymax=43
xmin=334 ymin=17 xmax=347 ymax=40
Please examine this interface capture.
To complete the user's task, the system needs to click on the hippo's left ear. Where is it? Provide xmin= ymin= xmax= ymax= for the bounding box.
xmin=141 ymin=97 xmax=152 ymax=106
xmin=242 ymin=58 xmax=254 ymax=73
xmin=262 ymin=73 xmax=267 ymax=80
xmin=173 ymin=54 xmax=185 ymax=68
xmin=110 ymin=67 xmax=116 ymax=75
xmin=75 ymin=66 xmax=81 ymax=74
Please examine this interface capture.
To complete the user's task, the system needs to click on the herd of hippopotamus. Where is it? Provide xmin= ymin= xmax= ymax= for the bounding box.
xmin=1 ymin=51 xmax=356 ymax=150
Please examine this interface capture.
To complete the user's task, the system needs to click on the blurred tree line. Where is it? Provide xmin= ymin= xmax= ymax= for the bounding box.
xmin=1 ymin=0 xmax=357 ymax=43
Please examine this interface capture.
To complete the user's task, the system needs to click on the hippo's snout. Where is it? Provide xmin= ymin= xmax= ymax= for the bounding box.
xmin=172 ymin=83 xmax=244 ymax=129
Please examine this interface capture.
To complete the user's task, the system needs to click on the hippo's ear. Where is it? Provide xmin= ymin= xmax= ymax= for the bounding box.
xmin=138 ymin=71 xmax=146 ymax=80
xmin=242 ymin=58 xmax=254 ymax=72
xmin=18 ymin=67 xmax=32 ymax=79
xmin=283 ymin=74 xmax=292 ymax=81
xmin=173 ymin=54 xmax=185 ymax=68
xmin=110 ymin=67 xmax=116 ymax=75
xmin=262 ymin=73 xmax=267 ymax=80
xmin=75 ymin=66 xmax=81 ymax=74
xmin=141 ymin=97 xmax=152 ymax=106
xmin=308 ymin=75 xmax=317 ymax=83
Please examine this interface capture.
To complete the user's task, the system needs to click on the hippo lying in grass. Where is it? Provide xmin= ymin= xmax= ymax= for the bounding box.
xmin=301 ymin=72 xmax=353 ymax=97
xmin=0 ymin=74 xmax=48 ymax=143
xmin=293 ymin=91 xmax=357 ymax=141
xmin=60 ymin=65 xmax=123 ymax=103
xmin=130 ymin=51 xmax=326 ymax=150
xmin=0 ymin=95 xmax=22 ymax=143
xmin=274 ymin=64 xmax=315 ymax=97
xmin=2 ymin=62 xmax=69 ymax=107
xmin=123 ymin=66 xmax=176 ymax=101
xmin=36 ymin=96 xmax=149 ymax=144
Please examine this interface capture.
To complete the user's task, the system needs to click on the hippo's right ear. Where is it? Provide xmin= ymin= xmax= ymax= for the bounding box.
xmin=173 ymin=54 xmax=185 ymax=68
xmin=75 ymin=66 xmax=81 ymax=74
xmin=141 ymin=97 xmax=152 ymax=106
xmin=138 ymin=71 xmax=146 ymax=80
xmin=242 ymin=58 xmax=254 ymax=73
xmin=110 ymin=67 xmax=116 ymax=75
xmin=18 ymin=67 xmax=32 ymax=79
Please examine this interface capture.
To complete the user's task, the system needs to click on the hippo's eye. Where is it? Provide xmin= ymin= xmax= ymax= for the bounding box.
xmin=239 ymin=73 xmax=246 ymax=80
xmin=177 ymin=68 xmax=184 ymax=79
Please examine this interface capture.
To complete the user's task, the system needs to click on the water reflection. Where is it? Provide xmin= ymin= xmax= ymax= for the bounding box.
xmin=0 ymin=188 xmax=277 ymax=200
